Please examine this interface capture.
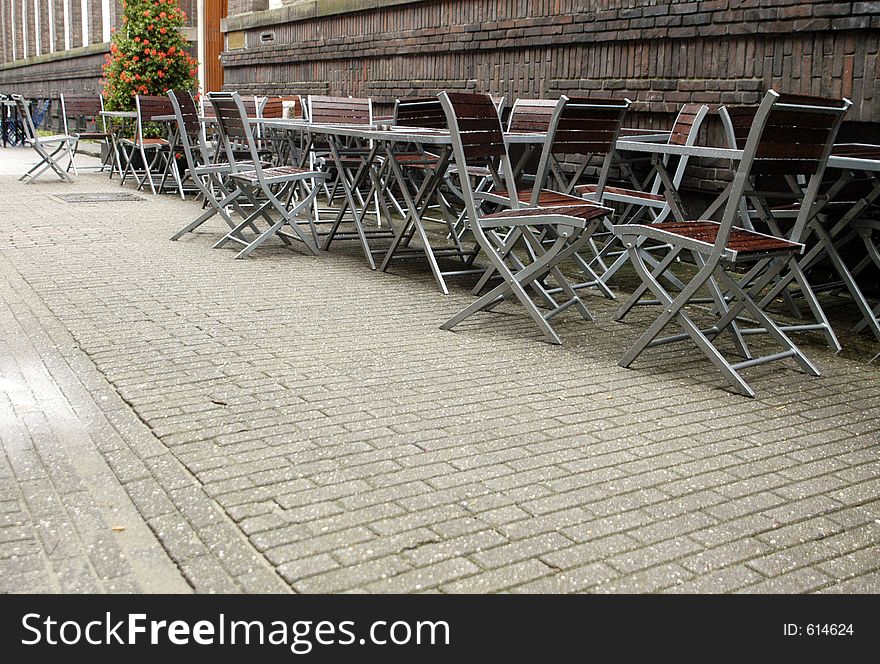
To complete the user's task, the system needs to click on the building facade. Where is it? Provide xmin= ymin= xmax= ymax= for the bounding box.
xmin=0 ymin=0 xmax=200 ymax=96
xmin=1 ymin=0 xmax=878 ymax=187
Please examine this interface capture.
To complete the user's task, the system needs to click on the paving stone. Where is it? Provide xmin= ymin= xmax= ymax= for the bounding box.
xmin=1 ymin=150 xmax=878 ymax=594
xmin=364 ymin=557 xmax=481 ymax=592
xmin=443 ymin=559 xmax=554 ymax=593
xmin=739 ymin=567 xmax=834 ymax=593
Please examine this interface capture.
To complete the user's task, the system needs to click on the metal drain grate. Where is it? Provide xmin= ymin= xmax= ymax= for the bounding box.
xmin=57 ymin=192 xmax=146 ymax=203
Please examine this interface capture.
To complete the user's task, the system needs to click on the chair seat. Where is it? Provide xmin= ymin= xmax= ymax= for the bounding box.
xmin=231 ymin=165 xmax=315 ymax=183
xmin=38 ymin=133 xmax=76 ymax=144
xmin=121 ymin=137 xmax=169 ymax=147
xmin=231 ymin=148 xmax=274 ymax=158
xmin=764 ymin=201 xmax=857 ymax=219
xmin=576 ymin=183 xmax=666 ymax=202
xmin=493 ymin=188 xmax=585 ymax=207
xmin=73 ymin=131 xmax=110 ymax=140
xmin=394 ymin=152 xmax=441 ymax=168
xmin=481 ymin=203 xmax=610 ymax=228
xmin=320 ymin=155 xmax=370 ymax=166
xmin=448 ymin=165 xmax=492 ymax=178
xmin=620 ymin=220 xmax=802 ymax=261
xmin=195 ymin=160 xmax=269 ymax=175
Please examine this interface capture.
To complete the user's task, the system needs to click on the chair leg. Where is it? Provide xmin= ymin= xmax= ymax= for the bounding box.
xmin=442 ymin=231 xmax=574 ymax=344
xmin=714 ymin=268 xmax=820 ymax=378
xmin=618 ymin=245 xmax=756 ymax=397
xmin=614 ymin=245 xmax=682 ymax=321
xmin=170 ymin=186 xmax=244 ymax=240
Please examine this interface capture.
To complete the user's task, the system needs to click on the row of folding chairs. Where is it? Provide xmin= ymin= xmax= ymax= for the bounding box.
xmin=19 ymin=84 xmax=870 ymax=397
xmin=166 ymin=87 xmax=867 ymax=397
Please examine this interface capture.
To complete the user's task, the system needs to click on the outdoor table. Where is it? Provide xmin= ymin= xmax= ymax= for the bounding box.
xmin=254 ymin=118 xmax=549 ymax=293
xmin=614 ymin=139 xmax=743 ymax=222
xmin=618 ymin=128 xmax=672 ymax=143
xmin=799 ymin=143 xmax=880 ymax=344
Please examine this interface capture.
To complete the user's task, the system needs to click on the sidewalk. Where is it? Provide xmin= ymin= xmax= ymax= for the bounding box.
xmin=1 ymin=147 xmax=878 ymax=593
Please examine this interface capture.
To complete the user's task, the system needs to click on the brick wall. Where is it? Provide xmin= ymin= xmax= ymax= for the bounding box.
xmin=0 ymin=44 xmax=109 ymax=97
xmin=222 ymin=0 xmax=879 ymax=121
xmin=0 ymin=0 xmax=197 ymax=94
xmin=218 ymin=0 xmax=879 ymax=192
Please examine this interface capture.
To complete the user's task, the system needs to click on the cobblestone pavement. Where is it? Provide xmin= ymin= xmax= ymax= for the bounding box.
xmin=1 ymin=148 xmax=878 ymax=594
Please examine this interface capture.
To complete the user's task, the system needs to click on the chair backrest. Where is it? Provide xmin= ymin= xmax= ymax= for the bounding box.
xmin=506 ymin=98 xmax=557 ymax=133
xmin=307 ymin=95 xmax=372 ymax=125
xmin=167 ymin=89 xmax=210 ymax=169
xmin=491 ymin=95 xmax=507 ymax=119
xmin=668 ymin=103 xmax=709 ymax=147
xmin=653 ymin=103 xmax=710 ymax=194
xmin=545 ymin=96 xmax=630 ymax=197
xmin=60 ymin=94 xmax=104 ymax=135
xmin=135 ymin=94 xmax=175 ymax=140
xmin=392 ymin=97 xmax=446 ymax=128
xmin=262 ymin=95 xmax=303 ymax=120
xmin=208 ymin=91 xmax=262 ymax=176
xmin=714 ymin=90 xmax=851 ymax=255
xmin=11 ymin=94 xmax=38 ymax=142
xmin=439 ymin=92 xmax=524 ymax=239
xmin=137 ymin=94 xmax=174 ymax=121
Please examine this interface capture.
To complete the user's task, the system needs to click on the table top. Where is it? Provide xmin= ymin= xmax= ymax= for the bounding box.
xmin=254 ymin=118 xmax=550 ymax=146
xmin=827 ymin=143 xmax=880 ymax=171
xmin=614 ymin=139 xmax=743 ymax=160
xmin=618 ymin=128 xmax=672 ymax=143
xmin=100 ymin=110 xmax=138 ymax=119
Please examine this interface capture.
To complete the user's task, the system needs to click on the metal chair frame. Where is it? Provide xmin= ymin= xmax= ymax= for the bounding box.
xmin=12 ymin=94 xmax=77 ymax=183
xmin=60 ymin=93 xmax=115 ymax=175
xmin=613 ymin=90 xmax=850 ymax=397
xmin=439 ymin=91 xmax=612 ymax=344
xmin=208 ymin=91 xmax=327 ymax=259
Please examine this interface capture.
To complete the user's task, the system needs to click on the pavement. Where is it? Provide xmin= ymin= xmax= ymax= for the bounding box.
xmin=0 ymin=146 xmax=878 ymax=594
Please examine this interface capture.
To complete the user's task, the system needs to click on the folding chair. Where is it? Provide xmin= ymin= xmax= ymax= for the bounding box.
xmin=613 ymin=90 xmax=850 ymax=397
xmin=389 ymin=96 xmax=449 ymax=213
xmin=12 ymin=94 xmax=77 ymax=183
xmin=444 ymin=98 xmax=557 ymax=243
xmin=583 ymin=104 xmax=710 ymax=287
xmin=209 ymin=91 xmax=328 ymax=259
xmin=167 ymin=90 xmax=261 ymax=241
xmin=60 ymin=93 xmax=114 ymax=174
xmin=307 ymin=95 xmax=375 ymax=208
xmin=119 ymin=95 xmax=181 ymax=194
xmin=717 ymin=98 xmax=856 ymax=352
xmin=261 ymin=95 xmax=305 ymax=165
xmin=438 ymin=92 xmax=612 ymax=344
xmin=474 ymin=97 xmax=631 ymax=299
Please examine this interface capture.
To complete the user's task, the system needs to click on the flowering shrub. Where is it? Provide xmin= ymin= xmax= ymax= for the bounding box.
xmin=101 ymin=0 xmax=198 ymax=111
